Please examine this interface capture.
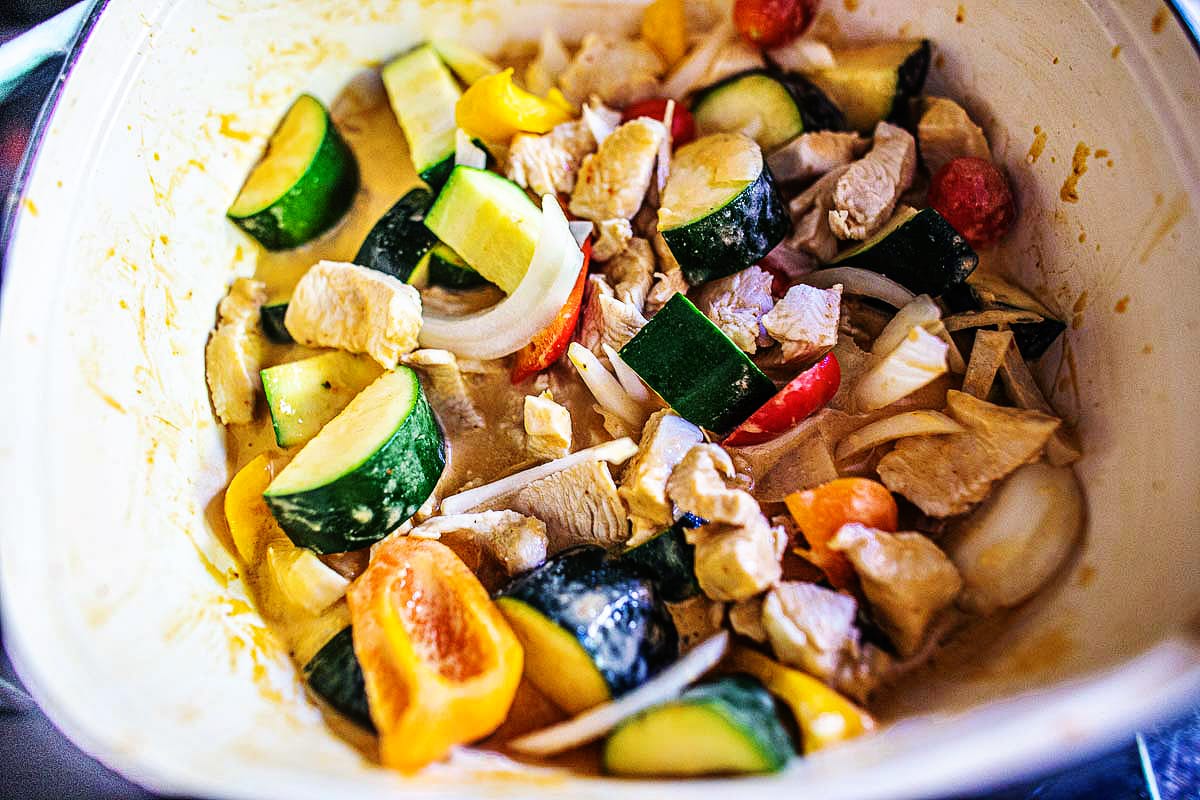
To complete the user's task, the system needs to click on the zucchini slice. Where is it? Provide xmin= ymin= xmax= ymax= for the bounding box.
xmin=227 ymin=94 xmax=359 ymax=251
xmin=658 ymin=133 xmax=790 ymax=285
xmin=423 ymin=165 xmax=541 ymax=294
xmin=354 ymin=188 xmax=438 ymax=282
xmin=944 ymin=271 xmax=1067 ymax=359
xmin=264 ymin=367 xmax=445 ymax=554
xmin=425 ymin=243 xmax=488 ymax=289
xmin=808 ymin=40 xmax=931 ymax=133
xmin=603 ymin=676 xmax=794 ymax=776
xmin=692 ymin=70 xmax=844 ymax=152
xmin=831 ymin=206 xmax=978 ymax=296
xmin=496 ymin=546 xmax=678 ymax=715
xmin=619 ymin=293 xmax=776 ymax=433
xmin=261 ymin=351 xmax=383 ymax=448
xmin=382 ymin=45 xmax=462 ymax=188
xmin=303 ymin=626 xmax=374 ymax=731
xmin=260 ymin=301 xmax=292 ymax=343
xmin=431 ymin=39 xmax=500 ymax=86
xmin=618 ymin=514 xmax=702 ymax=603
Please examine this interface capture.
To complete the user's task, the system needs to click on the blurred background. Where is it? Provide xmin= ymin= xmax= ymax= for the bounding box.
xmin=0 ymin=2 xmax=1197 ymax=799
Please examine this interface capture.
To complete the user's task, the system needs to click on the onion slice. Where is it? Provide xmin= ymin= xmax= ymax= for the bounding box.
xmin=568 ymin=220 xmax=594 ymax=247
xmin=440 ymin=438 xmax=638 ymax=516
xmin=662 ymin=20 xmax=732 ymax=100
xmin=872 ymin=294 xmax=940 ymax=355
xmin=455 ymin=129 xmax=487 ymax=169
xmin=767 ymin=37 xmax=836 ymax=71
xmin=582 ymin=101 xmax=621 ymax=145
xmin=801 ymin=268 xmax=916 ymax=308
xmin=854 ymin=326 xmax=948 ymax=412
xmin=419 ymin=195 xmax=583 ymax=359
xmin=835 ymin=410 xmax=965 ymax=462
xmin=507 ymin=632 xmax=730 ymax=755
xmin=568 ymin=342 xmax=648 ymax=427
xmin=602 ymin=343 xmax=653 ymax=404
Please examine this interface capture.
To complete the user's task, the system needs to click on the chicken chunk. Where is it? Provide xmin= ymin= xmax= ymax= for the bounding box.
xmin=558 ymin=34 xmax=664 ymax=107
xmin=918 ymin=97 xmax=991 ymax=177
xmin=605 ymin=236 xmax=656 ymax=311
xmin=829 ymin=122 xmax=917 ymax=241
xmin=696 ymin=266 xmax=776 ymax=354
xmin=402 ymin=349 xmax=483 ymax=430
xmin=877 ymin=390 xmax=1060 ymax=517
xmin=578 ymin=275 xmax=648 ymax=356
xmin=569 ymin=118 xmax=666 ymax=223
xmin=506 ymin=119 xmax=597 ymax=196
xmin=667 ymin=444 xmax=759 ymax=526
xmin=728 ymin=594 xmax=768 ymax=643
xmin=645 ymin=232 xmax=689 ymax=315
xmin=767 ymin=131 xmax=870 ymax=184
xmin=786 ymin=165 xmax=851 ymax=262
xmin=506 ymin=459 xmax=628 ymax=552
xmin=524 ymin=391 xmax=572 ymax=461
xmin=285 ymin=261 xmax=421 ymax=369
xmin=762 ymin=283 xmax=842 ymax=363
xmin=593 ymin=218 xmax=634 ymax=262
xmin=205 ymin=278 xmax=268 ymax=425
xmin=409 ymin=511 xmax=548 ymax=576
xmin=667 ymin=595 xmax=727 ymax=651
xmin=620 ymin=410 xmax=705 ymax=544
xmin=829 ymin=524 xmax=962 ymax=657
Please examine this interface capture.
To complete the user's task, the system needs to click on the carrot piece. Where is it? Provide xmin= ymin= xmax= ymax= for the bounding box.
xmin=784 ymin=478 xmax=898 ymax=590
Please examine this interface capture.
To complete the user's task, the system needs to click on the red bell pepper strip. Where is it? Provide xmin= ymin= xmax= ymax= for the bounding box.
xmin=511 ymin=238 xmax=592 ymax=383
xmin=723 ymin=352 xmax=841 ymax=446
xmin=621 ymin=98 xmax=696 ymax=147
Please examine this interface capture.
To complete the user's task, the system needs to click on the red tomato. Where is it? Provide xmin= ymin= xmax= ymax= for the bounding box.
xmin=929 ymin=156 xmax=1016 ymax=249
xmin=511 ymin=238 xmax=592 ymax=383
xmin=733 ymin=0 xmax=819 ymax=48
xmin=723 ymin=353 xmax=841 ymax=446
xmin=621 ymin=98 xmax=696 ymax=146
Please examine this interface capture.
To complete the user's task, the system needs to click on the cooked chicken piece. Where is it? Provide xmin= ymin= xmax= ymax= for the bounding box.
xmin=285 ymin=261 xmax=421 ymax=369
xmin=402 ymin=349 xmax=483 ymax=430
xmin=593 ymin=218 xmax=634 ymax=262
xmin=605 ymin=236 xmax=656 ymax=311
xmin=918 ymin=97 xmax=991 ymax=177
xmin=786 ymin=164 xmax=851 ymax=262
xmin=645 ymin=232 xmax=690 ymax=315
xmin=767 ymin=131 xmax=870 ymax=184
xmin=728 ymin=594 xmax=768 ymax=643
xmin=205 ymin=278 xmax=268 ymax=425
xmin=762 ymin=283 xmax=842 ymax=362
xmin=409 ymin=511 xmax=548 ymax=576
xmin=702 ymin=39 xmax=765 ymax=85
xmin=507 ymin=119 xmax=597 ymax=196
xmin=667 ymin=595 xmax=727 ymax=651
xmin=570 ymin=118 xmax=666 ymax=223
xmin=877 ymin=390 xmax=1060 ymax=517
xmin=829 ymin=122 xmax=917 ymax=241
xmin=620 ymin=410 xmax=705 ymax=545
xmin=830 ymin=523 xmax=962 ymax=656
xmin=506 ymin=459 xmax=628 ymax=552
xmin=524 ymin=391 xmax=572 ymax=461
xmin=668 ymin=444 xmax=759 ymax=526
xmin=578 ymin=275 xmax=648 ymax=356
xmin=696 ymin=266 xmax=776 ymax=354
xmin=558 ymin=33 xmax=664 ymax=107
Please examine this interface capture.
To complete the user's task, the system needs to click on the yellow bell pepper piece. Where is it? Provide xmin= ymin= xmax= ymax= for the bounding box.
xmin=224 ymin=454 xmax=288 ymax=563
xmin=456 ymin=68 xmax=573 ymax=142
xmin=641 ymin=0 xmax=689 ymax=67
xmin=726 ymin=646 xmax=875 ymax=753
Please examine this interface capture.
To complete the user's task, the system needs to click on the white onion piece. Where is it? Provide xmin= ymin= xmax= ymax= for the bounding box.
xmin=924 ymin=320 xmax=966 ymax=374
xmin=872 ymin=294 xmax=941 ymax=355
xmin=508 ymin=632 xmax=730 ymax=755
xmin=854 ymin=326 xmax=948 ymax=412
xmin=602 ymin=343 xmax=652 ymax=404
xmin=440 ymin=438 xmax=638 ymax=516
xmin=655 ymin=99 xmax=675 ymax=194
xmin=767 ymin=37 xmax=836 ymax=71
xmin=525 ymin=27 xmax=571 ymax=96
xmin=583 ymin=101 xmax=621 ymax=145
xmin=419 ymin=195 xmax=582 ymax=359
xmin=662 ymin=20 xmax=733 ymax=100
xmin=801 ymin=268 xmax=916 ymax=308
xmin=949 ymin=463 xmax=1085 ymax=614
xmin=568 ymin=220 xmax=594 ymax=247
xmin=568 ymin=342 xmax=647 ymax=427
xmin=835 ymin=411 xmax=965 ymax=462
xmin=455 ymin=129 xmax=488 ymax=169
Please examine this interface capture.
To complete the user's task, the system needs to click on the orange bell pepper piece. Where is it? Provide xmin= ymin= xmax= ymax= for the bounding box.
xmin=641 ymin=0 xmax=689 ymax=67
xmin=456 ymin=68 xmax=573 ymax=142
xmin=784 ymin=478 xmax=898 ymax=591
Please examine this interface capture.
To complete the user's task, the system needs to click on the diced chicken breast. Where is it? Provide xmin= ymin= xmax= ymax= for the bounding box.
xmin=524 ymin=391 xmax=573 ymax=461
xmin=506 ymin=459 xmax=629 ymax=552
xmin=620 ymin=410 xmax=705 ymax=544
xmin=877 ymin=390 xmax=1060 ymax=517
xmin=667 ymin=595 xmax=727 ymax=651
xmin=829 ymin=122 xmax=917 ymax=241
xmin=767 ymin=131 xmax=870 ymax=184
xmin=645 ymin=231 xmax=690 ymax=315
xmin=696 ymin=266 xmax=776 ymax=354
xmin=558 ymin=34 xmax=665 ymax=107
xmin=762 ymin=283 xmax=842 ymax=362
xmin=605 ymin=236 xmax=656 ymax=311
xmin=829 ymin=523 xmax=962 ymax=657
xmin=570 ymin=118 xmax=666 ymax=223
xmin=285 ymin=261 xmax=421 ymax=369
xmin=205 ymin=278 xmax=268 ymax=425
xmin=593 ymin=218 xmax=634 ymax=262
xmin=728 ymin=594 xmax=768 ymax=643
xmin=918 ymin=97 xmax=991 ymax=177
xmin=786 ymin=164 xmax=851 ymax=262
xmin=667 ymin=444 xmax=759 ymax=526
xmin=507 ymin=119 xmax=597 ymax=196
xmin=409 ymin=511 xmax=549 ymax=576
xmin=578 ymin=275 xmax=648 ymax=356
xmin=402 ymin=348 xmax=483 ymax=429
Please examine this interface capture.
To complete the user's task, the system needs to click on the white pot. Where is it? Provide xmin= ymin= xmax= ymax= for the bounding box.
xmin=1 ymin=1 xmax=1199 ymax=797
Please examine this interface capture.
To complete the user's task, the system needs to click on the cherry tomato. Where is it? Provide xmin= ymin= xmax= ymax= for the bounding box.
xmin=929 ymin=156 xmax=1016 ymax=249
xmin=723 ymin=353 xmax=840 ymax=447
xmin=621 ymin=98 xmax=696 ymax=146
xmin=734 ymin=0 xmax=819 ymax=49
xmin=511 ymin=238 xmax=592 ymax=383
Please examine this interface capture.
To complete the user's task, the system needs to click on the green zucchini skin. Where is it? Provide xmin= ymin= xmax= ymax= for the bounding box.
xmin=779 ymin=72 xmax=847 ymax=133
xmin=497 ymin=546 xmax=679 ymax=699
xmin=427 ymin=244 xmax=488 ymax=289
xmin=603 ymin=675 xmax=795 ymax=776
xmin=303 ymin=626 xmax=374 ymax=731
xmin=617 ymin=514 xmax=703 ymax=603
xmin=831 ymin=207 xmax=978 ymax=296
xmin=419 ymin=156 xmax=455 ymax=193
xmin=620 ymin=294 xmax=777 ymax=433
xmin=260 ymin=302 xmax=292 ymax=343
xmin=663 ymin=166 xmax=790 ymax=286
xmin=354 ymin=188 xmax=438 ymax=281
xmin=889 ymin=39 xmax=932 ymax=129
